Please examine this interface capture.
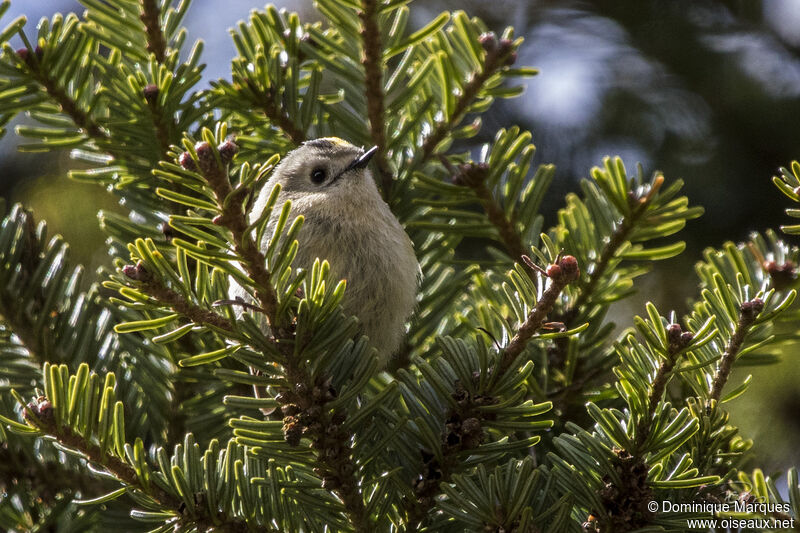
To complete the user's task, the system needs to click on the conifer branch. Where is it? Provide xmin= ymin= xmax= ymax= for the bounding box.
xmin=571 ymin=175 xmax=664 ymax=315
xmin=419 ymin=35 xmax=516 ymax=162
xmin=0 ymin=211 xmax=50 ymax=362
xmin=143 ymin=84 xmax=173 ymax=159
xmin=501 ymin=255 xmax=580 ymax=371
xmin=358 ymin=0 xmax=393 ymax=197
xmin=449 ymin=160 xmax=527 ymax=263
xmin=407 ymin=381 xmax=497 ymax=527
xmin=708 ymin=298 xmax=763 ymax=403
xmin=122 ymin=261 xmax=234 ymax=331
xmin=140 ymin=0 xmax=167 ymax=63
xmin=243 ymin=79 xmax=306 ymax=145
xmin=24 ymin=405 xmax=251 ymax=533
xmin=193 ymin=141 xmax=281 ymax=325
xmin=20 ymin=51 xmax=106 ymax=141
xmin=0 ymin=444 xmax=108 ymax=508
xmin=634 ymin=323 xmax=692 ymax=450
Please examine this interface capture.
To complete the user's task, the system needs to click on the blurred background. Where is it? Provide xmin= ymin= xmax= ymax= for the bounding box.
xmin=2 ymin=0 xmax=799 ymax=478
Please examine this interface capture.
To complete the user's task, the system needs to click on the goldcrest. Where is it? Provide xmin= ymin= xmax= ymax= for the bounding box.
xmin=232 ymin=137 xmax=419 ymax=363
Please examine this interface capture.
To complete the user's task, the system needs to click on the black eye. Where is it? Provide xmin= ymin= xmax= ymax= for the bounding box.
xmin=310 ymin=168 xmax=326 ymax=184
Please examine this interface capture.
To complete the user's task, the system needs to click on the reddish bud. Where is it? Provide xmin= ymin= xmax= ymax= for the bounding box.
xmin=559 ymin=255 xmax=580 ymax=282
xmin=218 ymin=139 xmax=239 ymax=164
xmin=24 ymin=397 xmax=53 ymax=424
xmin=16 ymin=47 xmax=28 ymax=62
xmin=212 ymin=215 xmax=224 ymax=226
xmin=122 ymin=261 xmax=151 ymax=282
xmin=765 ymin=259 xmax=796 ymax=290
xmin=506 ymin=50 xmax=517 ymax=66
xmin=667 ymin=323 xmax=683 ymax=347
xmin=546 ymin=263 xmax=561 ymax=279
xmin=498 ymin=38 xmax=514 ymax=56
xmin=680 ymin=331 xmax=694 ymax=346
xmin=178 ymin=151 xmax=196 ymax=171
xmin=143 ymin=84 xmax=159 ymax=105
xmin=740 ymin=298 xmax=765 ymax=318
xmin=194 ymin=141 xmax=215 ymax=174
xmin=478 ymin=32 xmax=498 ymax=53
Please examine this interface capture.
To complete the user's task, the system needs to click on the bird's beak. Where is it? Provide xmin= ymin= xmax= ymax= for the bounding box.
xmin=345 ymin=146 xmax=378 ymax=171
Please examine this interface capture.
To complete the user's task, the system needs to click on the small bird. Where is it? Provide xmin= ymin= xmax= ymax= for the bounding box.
xmin=233 ymin=137 xmax=419 ymax=363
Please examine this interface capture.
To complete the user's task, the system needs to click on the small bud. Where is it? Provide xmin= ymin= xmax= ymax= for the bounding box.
xmin=24 ymin=397 xmax=53 ymax=424
xmin=194 ymin=141 xmax=214 ymax=172
xmin=740 ymin=298 xmax=765 ymax=319
xmin=680 ymin=331 xmax=694 ymax=346
xmin=178 ymin=151 xmax=197 ymax=172
xmin=122 ymin=261 xmax=151 ymax=282
xmin=34 ymin=46 xmax=43 ymax=59
xmin=559 ymin=255 xmax=580 ymax=282
xmin=546 ymin=263 xmax=561 ymax=279
xmin=765 ymin=259 xmax=796 ymax=290
xmin=506 ymin=50 xmax=517 ymax=66
xmin=478 ymin=32 xmax=498 ymax=53
xmin=212 ymin=215 xmax=224 ymax=226
xmin=143 ymin=84 xmax=159 ymax=105
xmin=218 ymin=140 xmax=239 ymax=164
xmin=16 ymin=47 xmax=29 ymax=62
xmin=667 ymin=323 xmax=683 ymax=348
xmin=35 ymin=399 xmax=53 ymax=422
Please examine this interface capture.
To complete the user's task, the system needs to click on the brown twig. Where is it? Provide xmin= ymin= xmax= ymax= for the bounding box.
xmin=140 ymin=0 xmax=167 ymax=63
xmin=123 ymin=261 xmax=234 ymax=331
xmin=501 ymin=256 xmax=580 ymax=371
xmin=571 ymin=175 xmax=664 ymax=316
xmin=357 ymin=0 xmax=394 ymax=198
xmin=419 ymin=35 xmax=516 ymax=163
xmin=634 ymin=323 xmax=692 ymax=450
xmin=194 ymin=142 xmax=281 ymax=325
xmin=242 ymin=79 xmax=306 ymax=146
xmin=21 ymin=52 xmax=106 ymax=141
xmin=449 ymin=161 xmax=527 ymax=263
xmin=24 ymin=407 xmax=252 ymax=533
xmin=708 ymin=298 xmax=764 ymax=404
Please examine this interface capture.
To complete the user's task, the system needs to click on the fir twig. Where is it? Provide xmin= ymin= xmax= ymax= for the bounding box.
xmin=24 ymin=406 xmax=252 ymax=533
xmin=140 ymin=0 xmax=167 ymax=63
xmin=21 ymin=52 xmax=106 ymax=140
xmin=358 ymin=0 xmax=394 ymax=197
xmin=708 ymin=298 xmax=764 ymax=404
xmin=193 ymin=141 xmax=281 ymax=325
xmin=571 ymin=175 xmax=664 ymax=315
xmin=189 ymin=141 xmax=370 ymax=530
xmin=449 ymin=160 xmax=527 ymax=263
xmin=419 ymin=35 xmax=516 ymax=162
xmin=143 ymin=84 xmax=173 ymax=159
xmin=634 ymin=323 xmax=692 ymax=450
xmin=501 ymin=255 xmax=580 ymax=371
xmin=122 ymin=261 xmax=234 ymax=331
xmin=244 ymin=79 xmax=306 ymax=145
